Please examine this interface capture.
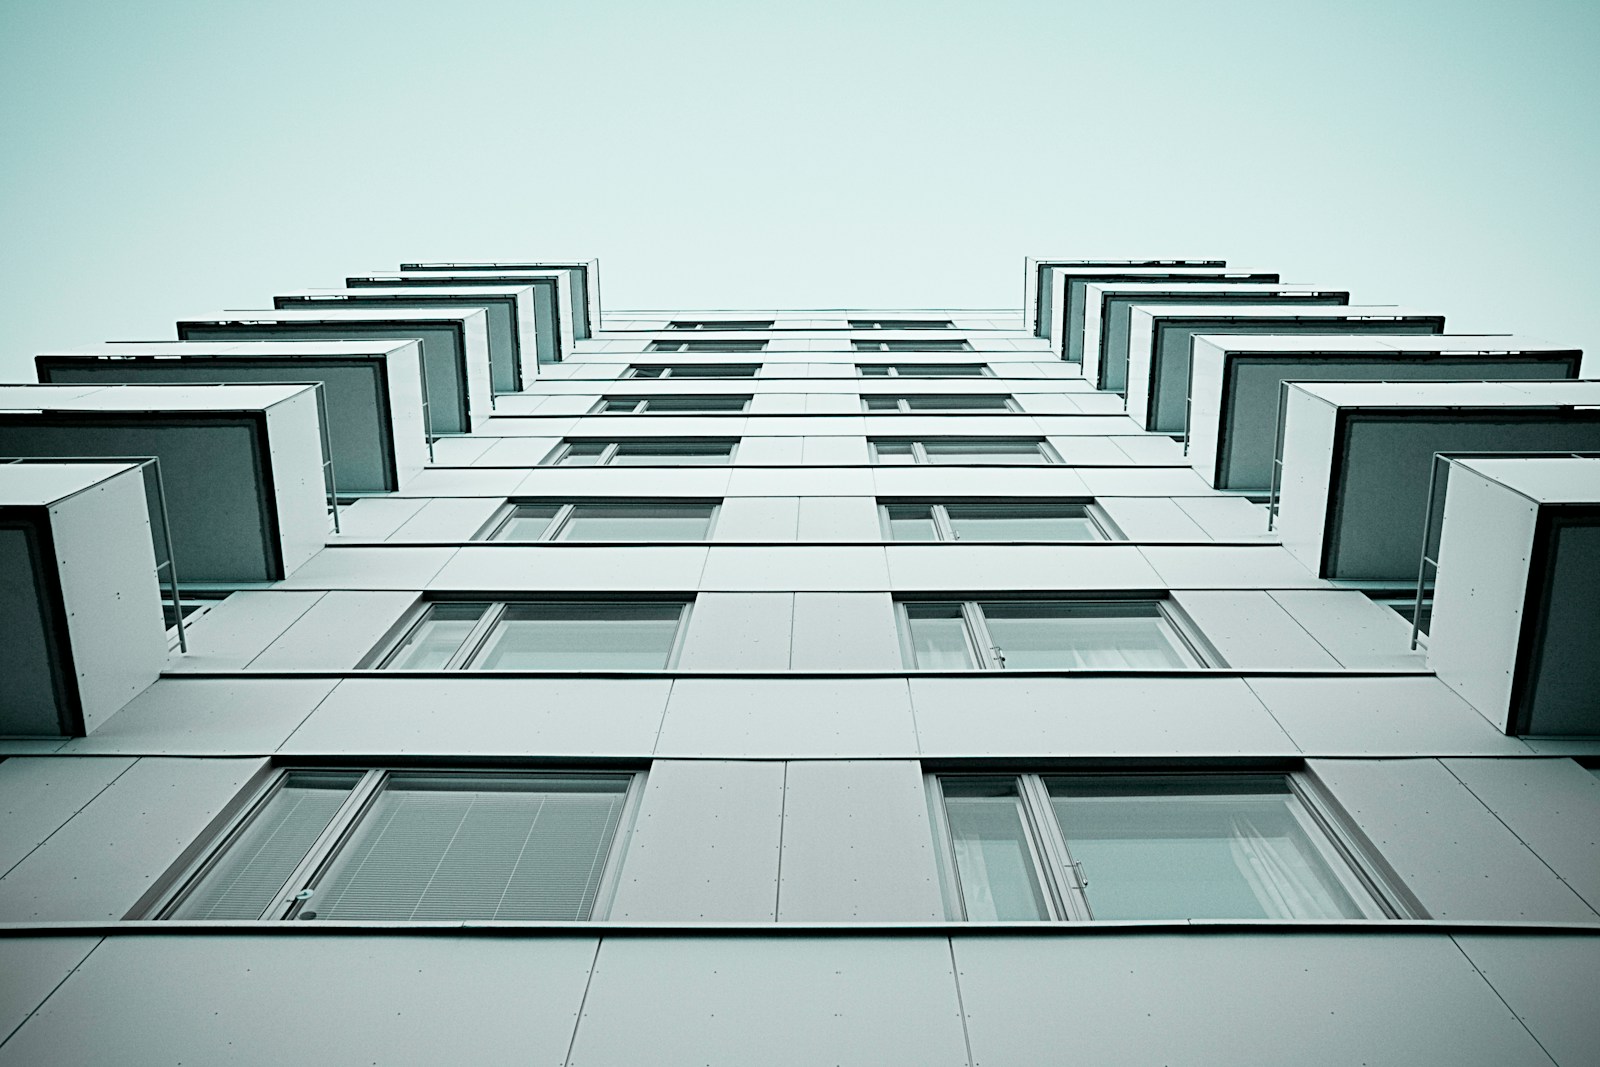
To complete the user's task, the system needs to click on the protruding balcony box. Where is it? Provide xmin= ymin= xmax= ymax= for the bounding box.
xmin=0 ymin=384 xmax=329 ymax=584
xmin=1083 ymin=284 xmax=1351 ymax=392
xmin=1123 ymin=305 xmax=1447 ymax=433
xmin=176 ymin=308 xmax=491 ymax=435
xmin=1041 ymin=265 xmax=1280 ymax=360
xmin=1427 ymin=457 xmax=1600 ymax=736
xmin=35 ymin=340 xmax=428 ymax=493
xmin=1187 ymin=335 xmax=1586 ymax=492
xmin=400 ymin=260 xmax=596 ymax=340
xmin=1275 ymin=380 xmax=1600 ymax=582
xmin=274 ymin=286 xmax=538 ymax=394
xmin=0 ymin=462 xmax=165 ymax=736
xmin=1023 ymin=258 xmax=1230 ymax=342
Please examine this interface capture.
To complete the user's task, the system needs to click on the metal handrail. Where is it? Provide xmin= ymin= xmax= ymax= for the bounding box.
xmin=2 ymin=455 xmax=189 ymax=652
xmin=1408 ymin=450 xmax=1600 ymax=650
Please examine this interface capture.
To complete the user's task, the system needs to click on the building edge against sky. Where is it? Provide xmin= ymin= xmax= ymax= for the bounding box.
xmin=0 ymin=256 xmax=1597 ymax=1065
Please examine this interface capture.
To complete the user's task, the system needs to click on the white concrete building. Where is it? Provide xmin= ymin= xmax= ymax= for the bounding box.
xmin=1 ymin=258 xmax=1597 ymax=1065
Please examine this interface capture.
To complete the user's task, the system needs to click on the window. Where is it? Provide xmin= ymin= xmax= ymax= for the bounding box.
xmin=853 ymin=339 xmax=972 ymax=352
xmin=858 ymin=364 xmax=988 ymax=377
xmin=897 ymin=599 xmax=1207 ymax=669
xmin=669 ymin=320 xmax=774 ymax=330
xmin=646 ymin=339 xmax=767 ymax=353
xmin=375 ymin=600 xmax=690 ymax=669
xmin=933 ymin=773 xmax=1407 ymax=921
xmin=627 ymin=365 xmax=760 ymax=378
xmin=595 ymin=395 xmax=751 ymax=414
xmin=881 ymin=502 xmax=1109 ymax=542
xmin=481 ymin=502 xmax=718 ymax=542
xmin=1369 ymin=592 xmax=1433 ymax=635
xmin=848 ymin=319 xmax=953 ymax=329
xmin=550 ymin=440 xmax=737 ymax=465
xmin=862 ymin=394 xmax=1016 ymax=412
xmin=153 ymin=769 xmax=635 ymax=921
xmin=870 ymin=438 xmax=1057 ymax=465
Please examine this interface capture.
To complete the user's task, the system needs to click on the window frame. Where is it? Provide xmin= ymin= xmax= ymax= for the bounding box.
xmin=548 ymin=439 xmax=740 ymax=465
xmin=141 ymin=766 xmax=646 ymax=922
xmin=645 ymin=339 xmax=769 ymax=353
xmin=592 ymin=395 xmax=752 ymax=415
xmin=868 ymin=438 xmax=1060 ymax=465
xmin=626 ymin=364 xmax=761 ymax=379
xmin=857 ymin=364 xmax=990 ymax=377
xmin=861 ymin=394 xmax=1018 ymax=413
xmin=852 ymin=339 xmax=973 ymax=353
xmin=369 ymin=597 xmax=695 ymax=671
xmin=667 ymin=320 xmax=775 ymax=330
xmin=878 ymin=501 xmax=1115 ymax=542
xmin=927 ymin=770 xmax=1418 ymax=922
xmin=847 ymin=319 xmax=954 ymax=330
xmin=894 ymin=596 xmax=1214 ymax=670
xmin=477 ymin=500 xmax=722 ymax=542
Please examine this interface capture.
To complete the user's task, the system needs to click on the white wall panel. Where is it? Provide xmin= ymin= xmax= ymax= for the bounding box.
xmin=387 ymin=497 xmax=505 ymax=542
xmin=1310 ymin=758 xmax=1596 ymax=920
xmin=1140 ymin=545 xmax=1325 ymax=588
xmin=609 ymin=760 xmax=785 ymax=921
xmin=327 ymin=496 xmax=426 ymax=541
xmin=164 ymin=591 xmax=322 ymax=672
xmin=910 ymin=676 xmax=1294 ymax=756
xmin=567 ymin=936 xmax=967 ymax=1066
xmin=516 ymin=466 xmax=733 ymax=498
xmin=728 ymin=467 xmax=876 ymax=496
xmin=1098 ymin=497 xmax=1208 ymax=541
xmin=1110 ymin=434 xmax=1187 ymax=463
xmin=1173 ymin=495 xmax=1275 ymax=540
xmin=472 ymin=437 xmax=564 ymax=465
xmin=0 ymin=935 xmax=596 ymax=1067
xmin=871 ymin=464 xmax=1091 ymax=498
xmin=732 ymin=437 xmax=804 ymax=465
xmin=429 ymin=545 xmax=708 ymax=591
xmin=796 ymin=496 xmax=881 ymax=542
xmin=0 ymin=937 xmax=100 ymax=1044
xmin=1269 ymin=589 xmax=1425 ymax=670
xmin=1173 ymin=591 xmax=1341 ymax=669
xmin=655 ymin=679 xmax=917 ymax=758
xmin=800 ymin=435 xmax=870 ymax=465
xmin=249 ymin=591 xmax=420 ymax=670
xmin=1443 ymin=757 xmax=1600 ymax=913
xmin=1077 ymin=467 xmax=1211 ymax=495
xmin=279 ymin=678 xmax=670 ymax=757
xmin=0 ymin=757 xmax=134 ymax=876
xmin=396 ymin=467 xmax=530 ymax=496
xmin=712 ymin=497 xmax=799 ymax=541
xmin=790 ymin=592 xmax=902 ymax=669
xmin=676 ymin=593 xmax=794 ymax=670
xmin=1247 ymin=677 xmax=1531 ymax=756
xmin=276 ymin=547 xmax=458 ymax=590
xmin=0 ymin=756 xmax=266 ymax=921
xmin=1045 ymin=436 xmax=1137 ymax=464
xmin=700 ymin=547 xmax=890 ymax=591
xmin=955 ymin=934 xmax=1550 ymax=1067
xmin=777 ymin=761 xmax=945 ymax=921
xmin=63 ymin=678 xmax=339 ymax=755
xmin=1454 ymin=934 xmax=1600 ymax=1067
xmin=885 ymin=544 xmax=1162 ymax=591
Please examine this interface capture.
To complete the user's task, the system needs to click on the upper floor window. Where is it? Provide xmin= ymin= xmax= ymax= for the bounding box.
xmin=595 ymin=395 xmax=751 ymax=414
xmin=848 ymin=319 xmax=953 ymax=329
xmin=881 ymin=501 xmax=1110 ymax=541
xmin=935 ymin=772 xmax=1405 ymax=921
xmin=374 ymin=599 xmax=690 ymax=670
xmin=647 ymin=339 xmax=767 ymax=353
xmin=549 ymin=440 xmax=737 ymax=465
xmin=858 ymin=364 xmax=988 ymax=377
xmin=897 ymin=598 xmax=1207 ymax=670
xmin=853 ymin=339 xmax=972 ymax=353
xmin=481 ymin=501 xmax=719 ymax=542
xmin=628 ymin=365 xmax=760 ymax=378
xmin=669 ymin=320 xmax=775 ymax=330
xmin=870 ymin=438 xmax=1057 ymax=465
xmin=152 ymin=768 xmax=636 ymax=921
xmin=862 ymin=394 xmax=1016 ymax=413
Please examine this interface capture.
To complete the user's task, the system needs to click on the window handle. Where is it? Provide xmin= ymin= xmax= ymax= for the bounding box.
xmin=989 ymin=645 xmax=1006 ymax=668
xmin=1072 ymin=861 xmax=1089 ymax=887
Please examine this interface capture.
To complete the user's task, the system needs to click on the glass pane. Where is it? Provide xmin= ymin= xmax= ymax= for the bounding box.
xmin=903 ymin=395 xmax=1010 ymax=411
xmin=885 ymin=339 xmax=969 ymax=352
xmin=922 ymin=439 xmax=1046 ymax=464
xmin=668 ymin=364 xmax=758 ymax=377
xmin=644 ymin=395 xmax=748 ymax=413
xmin=681 ymin=340 xmax=765 ymax=352
xmin=852 ymin=341 xmax=888 ymax=352
xmin=979 ymin=601 xmax=1195 ymax=669
xmin=863 ymin=396 xmax=902 ymax=410
xmin=171 ymin=772 xmax=362 ymax=920
xmin=871 ymin=440 xmax=917 ymax=464
xmin=611 ymin=442 xmax=733 ymax=465
xmin=903 ymin=602 xmax=977 ymax=668
xmin=945 ymin=504 xmax=1101 ymax=542
xmin=600 ymin=399 xmax=642 ymax=412
xmin=1047 ymin=776 xmax=1366 ymax=920
xmin=896 ymin=364 xmax=984 ymax=377
xmin=384 ymin=603 xmax=489 ymax=668
xmin=311 ymin=774 xmax=630 ymax=921
xmin=557 ymin=504 xmax=715 ymax=541
xmin=884 ymin=504 xmax=940 ymax=541
xmin=857 ymin=365 xmax=892 ymax=376
xmin=469 ymin=602 xmax=685 ymax=669
xmin=557 ymin=441 xmax=609 ymax=465
xmin=645 ymin=341 xmax=686 ymax=353
xmin=629 ymin=367 xmax=665 ymax=378
xmin=942 ymin=778 xmax=1051 ymax=920
xmin=491 ymin=504 xmax=561 ymax=541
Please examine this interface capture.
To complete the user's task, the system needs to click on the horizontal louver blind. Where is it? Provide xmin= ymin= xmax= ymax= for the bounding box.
xmin=172 ymin=774 xmax=358 ymax=920
xmin=311 ymin=776 xmax=627 ymax=921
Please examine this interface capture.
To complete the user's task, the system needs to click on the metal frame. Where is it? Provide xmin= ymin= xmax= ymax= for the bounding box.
xmin=592 ymin=396 xmax=753 ymax=415
xmin=148 ymin=766 xmax=645 ymax=922
xmin=848 ymin=318 xmax=955 ymax=330
xmin=856 ymin=363 xmax=992 ymax=378
xmin=894 ymin=597 xmax=1210 ymax=670
xmin=860 ymin=395 xmax=1018 ymax=413
xmin=868 ymin=438 xmax=1060 ymax=465
xmin=928 ymin=770 xmax=1410 ymax=922
xmin=851 ymin=339 xmax=974 ymax=353
xmin=667 ymin=320 xmax=775 ymax=331
xmin=645 ymin=339 xmax=769 ymax=354
xmin=878 ymin=500 xmax=1111 ymax=542
xmin=551 ymin=439 xmax=740 ymax=466
xmin=626 ymin=364 xmax=762 ymax=379
xmin=479 ymin=500 xmax=722 ymax=543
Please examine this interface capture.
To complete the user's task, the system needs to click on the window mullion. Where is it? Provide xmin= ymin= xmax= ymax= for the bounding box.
xmin=546 ymin=504 xmax=577 ymax=542
xmin=600 ymin=442 xmax=621 ymax=466
xmin=931 ymin=505 xmax=957 ymax=542
xmin=272 ymin=769 xmax=387 ymax=920
xmin=912 ymin=442 xmax=929 ymax=464
xmin=448 ymin=603 xmax=507 ymax=670
xmin=961 ymin=602 xmax=996 ymax=669
xmin=1020 ymin=774 xmax=1092 ymax=921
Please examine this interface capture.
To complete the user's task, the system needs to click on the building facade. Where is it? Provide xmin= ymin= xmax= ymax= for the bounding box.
xmin=0 ymin=258 xmax=1597 ymax=1064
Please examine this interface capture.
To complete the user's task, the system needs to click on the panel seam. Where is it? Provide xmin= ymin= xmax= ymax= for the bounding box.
xmin=1446 ymin=934 xmax=1560 ymax=1066
xmin=560 ymin=936 xmax=605 ymax=1067
xmin=773 ymin=762 xmax=788 ymax=922
xmin=946 ymin=936 xmax=977 ymax=1067
xmin=0 ymin=936 xmax=105 ymax=1050
xmin=0 ymin=760 xmax=140 ymax=881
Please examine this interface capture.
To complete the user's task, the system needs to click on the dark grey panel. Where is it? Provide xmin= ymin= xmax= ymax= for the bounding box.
xmin=0 ymin=522 xmax=66 ymax=734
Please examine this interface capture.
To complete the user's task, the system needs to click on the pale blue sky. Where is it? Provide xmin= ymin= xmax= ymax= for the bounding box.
xmin=2 ymin=0 xmax=1597 ymax=376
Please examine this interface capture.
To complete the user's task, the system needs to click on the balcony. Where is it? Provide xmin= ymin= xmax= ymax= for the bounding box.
xmin=1123 ymin=305 xmax=1447 ymax=433
xmin=398 ymin=260 xmax=596 ymax=340
xmin=0 ymin=462 xmax=166 ymax=735
xmin=1024 ymin=258 xmax=1237 ymax=346
xmin=0 ymin=384 xmax=330 ymax=583
xmin=35 ymin=340 xmax=429 ymax=493
xmin=1273 ymin=380 xmax=1600 ymax=581
xmin=1186 ymin=335 xmax=1585 ymax=491
xmin=274 ymin=285 xmax=540 ymax=393
xmin=176 ymin=307 xmax=492 ymax=434
xmin=1427 ymin=456 xmax=1600 ymax=736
